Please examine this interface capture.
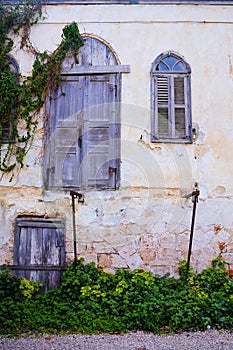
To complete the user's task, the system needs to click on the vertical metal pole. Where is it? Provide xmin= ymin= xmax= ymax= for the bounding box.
xmin=186 ymin=183 xmax=200 ymax=275
xmin=70 ymin=191 xmax=84 ymax=264
xmin=71 ymin=193 xmax=77 ymax=263
xmin=187 ymin=194 xmax=198 ymax=272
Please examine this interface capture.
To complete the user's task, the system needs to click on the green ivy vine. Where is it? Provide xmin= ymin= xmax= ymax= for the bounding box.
xmin=0 ymin=0 xmax=84 ymax=180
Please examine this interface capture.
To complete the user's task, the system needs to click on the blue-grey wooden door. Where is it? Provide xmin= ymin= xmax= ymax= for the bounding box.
xmin=13 ymin=218 xmax=66 ymax=293
xmin=44 ymin=36 xmax=121 ymax=189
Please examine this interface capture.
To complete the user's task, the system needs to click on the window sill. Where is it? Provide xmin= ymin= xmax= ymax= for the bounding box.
xmin=151 ymin=138 xmax=193 ymax=144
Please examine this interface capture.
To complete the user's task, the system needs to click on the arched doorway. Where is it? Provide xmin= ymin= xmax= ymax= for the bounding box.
xmin=45 ymin=35 xmax=130 ymax=190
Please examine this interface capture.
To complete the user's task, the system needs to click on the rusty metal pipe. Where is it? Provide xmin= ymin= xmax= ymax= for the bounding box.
xmin=70 ymin=191 xmax=84 ymax=263
xmin=187 ymin=183 xmax=200 ymax=275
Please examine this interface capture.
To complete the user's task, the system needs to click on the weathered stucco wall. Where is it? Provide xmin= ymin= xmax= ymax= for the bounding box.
xmin=1 ymin=3 xmax=233 ymax=276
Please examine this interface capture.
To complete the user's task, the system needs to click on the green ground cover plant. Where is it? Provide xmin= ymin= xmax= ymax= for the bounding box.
xmin=0 ymin=257 xmax=232 ymax=336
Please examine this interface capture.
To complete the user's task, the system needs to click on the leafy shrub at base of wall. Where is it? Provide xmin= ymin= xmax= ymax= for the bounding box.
xmin=0 ymin=257 xmax=233 ymax=335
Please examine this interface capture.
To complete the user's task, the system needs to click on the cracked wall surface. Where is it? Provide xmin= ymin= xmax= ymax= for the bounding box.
xmin=1 ymin=2 xmax=233 ymax=276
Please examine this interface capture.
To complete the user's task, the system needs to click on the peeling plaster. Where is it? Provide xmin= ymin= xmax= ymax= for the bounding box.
xmin=1 ymin=2 xmax=233 ymax=276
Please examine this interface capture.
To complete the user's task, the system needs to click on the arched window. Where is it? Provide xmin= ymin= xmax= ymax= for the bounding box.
xmin=151 ymin=51 xmax=192 ymax=143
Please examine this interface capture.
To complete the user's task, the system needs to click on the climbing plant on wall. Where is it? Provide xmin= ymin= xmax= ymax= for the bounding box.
xmin=0 ymin=0 xmax=84 ymax=180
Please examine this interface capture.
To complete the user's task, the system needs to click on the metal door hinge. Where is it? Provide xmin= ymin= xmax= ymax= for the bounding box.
xmin=109 ymin=166 xmax=117 ymax=190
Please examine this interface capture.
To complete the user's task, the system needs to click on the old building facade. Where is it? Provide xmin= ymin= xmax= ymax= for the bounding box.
xmin=1 ymin=0 xmax=233 ymax=289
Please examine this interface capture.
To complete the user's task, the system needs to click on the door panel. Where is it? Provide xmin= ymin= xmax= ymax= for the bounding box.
xmin=81 ymin=74 xmax=119 ymax=188
xmin=13 ymin=218 xmax=66 ymax=294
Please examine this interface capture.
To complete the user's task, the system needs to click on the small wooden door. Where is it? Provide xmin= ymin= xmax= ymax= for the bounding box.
xmin=13 ymin=218 xmax=66 ymax=294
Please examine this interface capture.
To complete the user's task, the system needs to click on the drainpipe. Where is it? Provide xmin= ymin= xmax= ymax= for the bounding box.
xmin=70 ymin=191 xmax=84 ymax=263
xmin=186 ymin=182 xmax=200 ymax=275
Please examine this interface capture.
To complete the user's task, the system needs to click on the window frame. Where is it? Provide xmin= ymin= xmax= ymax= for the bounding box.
xmin=151 ymin=51 xmax=192 ymax=143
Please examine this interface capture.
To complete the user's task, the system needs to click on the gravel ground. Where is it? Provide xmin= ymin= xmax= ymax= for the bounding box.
xmin=1 ymin=330 xmax=233 ymax=350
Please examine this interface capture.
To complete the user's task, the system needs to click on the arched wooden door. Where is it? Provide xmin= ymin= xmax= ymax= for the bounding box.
xmin=45 ymin=36 xmax=130 ymax=190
